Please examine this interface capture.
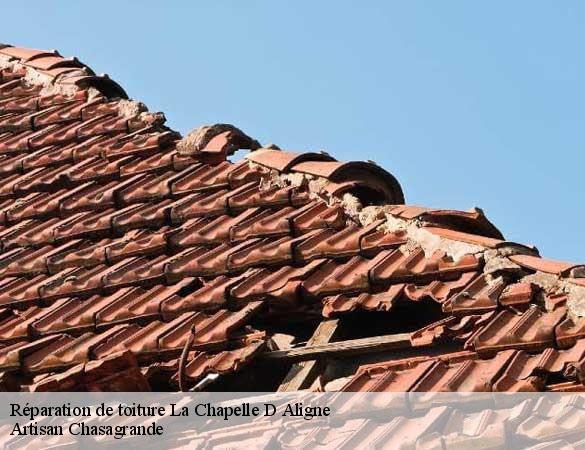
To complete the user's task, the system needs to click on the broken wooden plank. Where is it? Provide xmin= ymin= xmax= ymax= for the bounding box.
xmin=278 ymin=319 xmax=340 ymax=392
xmin=262 ymin=332 xmax=412 ymax=363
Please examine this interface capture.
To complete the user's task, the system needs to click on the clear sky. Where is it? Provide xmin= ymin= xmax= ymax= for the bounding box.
xmin=3 ymin=2 xmax=583 ymax=261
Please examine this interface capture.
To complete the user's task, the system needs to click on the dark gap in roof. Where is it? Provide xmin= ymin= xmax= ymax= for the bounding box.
xmin=338 ymin=299 xmax=444 ymax=340
xmin=147 ymin=373 xmax=177 ymax=392
xmin=249 ymin=313 xmax=320 ymax=346
xmin=544 ymin=370 xmax=566 ymax=386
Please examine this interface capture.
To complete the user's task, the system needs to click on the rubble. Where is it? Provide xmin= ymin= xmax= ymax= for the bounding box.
xmin=117 ymin=99 xmax=148 ymax=119
xmin=177 ymin=124 xmax=260 ymax=156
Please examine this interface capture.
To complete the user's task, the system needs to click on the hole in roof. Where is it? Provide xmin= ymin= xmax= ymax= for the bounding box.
xmin=339 ymin=299 xmax=445 ymax=340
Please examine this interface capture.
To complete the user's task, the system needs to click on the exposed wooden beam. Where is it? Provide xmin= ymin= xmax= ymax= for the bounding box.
xmin=263 ymin=332 xmax=413 ymax=364
xmin=278 ymin=319 xmax=340 ymax=392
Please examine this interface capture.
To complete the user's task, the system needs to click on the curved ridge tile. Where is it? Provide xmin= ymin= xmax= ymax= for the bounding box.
xmin=246 ymin=149 xmax=335 ymax=172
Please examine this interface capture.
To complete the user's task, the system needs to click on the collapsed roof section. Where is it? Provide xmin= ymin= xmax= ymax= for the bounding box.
xmin=0 ymin=44 xmax=583 ymax=392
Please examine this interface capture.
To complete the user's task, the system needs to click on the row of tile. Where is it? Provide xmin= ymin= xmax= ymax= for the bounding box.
xmin=0 ymin=183 xmax=347 ymax=248
xmin=0 ymin=133 xmax=180 ymax=201
xmin=0 ymin=255 xmax=463 ymax=341
xmin=0 ymin=129 xmax=179 ymax=181
xmin=132 ymin=396 xmax=585 ymax=449
xmin=27 ymin=341 xmax=265 ymax=392
xmin=341 ymin=340 xmax=585 ymax=393
xmin=0 ymin=301 xmax=264 ymax=375
xmin=322 ymin=273 xmax=537 ymax=317
xmin=0 ymin=110 xmax=162 ymax=161
xmin=0 ymin=94 xmax=127 ymax=132
xmin=26 ymin=349 xmax=150 ymax=392
xmin=0 ymin=270 xmax=282 ymax=338
xmin=0 ymin=45 xmax=128 ymax=100
xmin=412 ymin=298 xmax=585 ymax=354
xmin=0 ymin=243 xmax=483 ymax=314
xmin=2 ymin=275 xmax=583 ymax=382
xmin=0 ymin=191 xmax=340 ymax=250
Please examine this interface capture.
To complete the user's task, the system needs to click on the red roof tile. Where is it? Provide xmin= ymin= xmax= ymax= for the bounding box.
xmin=341 ymin=342 xmax=585 ymax=393
xmin=509 ymin=254 xmax=580 ymax=275
xmin=0 ymin=43 xmax=583 ymax=392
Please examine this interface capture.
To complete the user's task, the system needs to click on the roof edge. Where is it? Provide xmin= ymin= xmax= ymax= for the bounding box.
xmin=0 ymin=45 xmax=128 ymax=99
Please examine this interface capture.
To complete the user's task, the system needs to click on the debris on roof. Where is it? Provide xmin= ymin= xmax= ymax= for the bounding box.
xmin=0 ymin=44 xmax=583 ymax=393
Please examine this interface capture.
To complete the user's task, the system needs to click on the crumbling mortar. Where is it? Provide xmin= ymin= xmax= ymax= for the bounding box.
xmin=177 ymin=124 xmax=260 ymax=156
xmin=0 ymin=55 xmax=138 ymax=106
xmin=117 ymin=99 xmax=148 ymax=119
xmin=519 ymin=270 xmax=585 ymax=317
xmin=255 ymin=161 xmax=500 ymax=263
xmin=0 ymin=54 xmax=13 ymax=70
xmin=249 ymin=157 xmax=585 ymax=317
xmin=0 ymin=54 xmax=82 ymax=99
xmin=255 ymin=163 xmax=365 ymax=224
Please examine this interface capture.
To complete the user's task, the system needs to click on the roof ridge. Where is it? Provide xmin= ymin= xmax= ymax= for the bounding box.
xmin=0 ymin=44 xmax=127 ymax=99
xmin=172 ymin=115 xmax=585 ymax=282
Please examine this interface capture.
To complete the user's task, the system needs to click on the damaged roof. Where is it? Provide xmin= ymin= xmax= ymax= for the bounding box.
xmin=0 ymin=43 xmax=584 ymax=392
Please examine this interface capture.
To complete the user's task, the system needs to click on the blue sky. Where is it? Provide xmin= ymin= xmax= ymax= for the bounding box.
xmin=3 ymin=2 xmax=583 ymax=261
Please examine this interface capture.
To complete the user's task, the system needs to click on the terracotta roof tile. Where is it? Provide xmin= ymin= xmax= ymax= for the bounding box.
xmin=232 ymin=260 xmax=325 ymax=306
xmin=509 ymin=254 xmax=579 ymax=275
xmin=341 ymin=343 xmax=585 ymax=393
xmin=290 ymin=201 xmax=346 ymax=233
xmin=0 ymin=275 xmax=45 ymax=308
xmin=498 ymin=282 xmax=535 ymax=307
xmin=359 ymin=227 xmax=408 ymax=256
xmin=468 ymin=306 xmax=567 ymax=355
xmin=0 ymin=305 xmax=48 ymax=343
xmin=442 ymin=274 xmax=505 ymax=315
xmin=228 ymin=235 xmax=299 ymax=268
xmin=169 ymin=189 xmax=232 ymax=222
xmin=111 ymin=199 xmax=172 ymax=233
xmin=165 ymin=240 xmax=257 ymax=280
xmin=422 ymin=226 xmax=505 ymax=248
xmin=303 ymin=256 xmax=374 ymax=297
xmin=105 ymin=228 xmax=169 ymax=262
xmin=66 ymin=153 xmax=132 ymax=182
xmin=45 ymin=238 xmax=108 ymax=273
xmin=295 ymin=224 xmax=369 ymax=261
xmin=404 ymin=271 xmax=477 ymax=303
xmin=410 ymin=312 xmax=495 ymax=346
xmin=0 ymin=43 xmax=582 ymax=392
xmin=0 ymin=335 xmax=62 ymax=371
xmin=246 ymin=149 xmax=335 ymax=172
xmin=227 ymin=183 xmax=295 ymax=211
xmin=170 ymin=209 xmax=259 ymax=248
xmin=370 ymin=248 xmax=480 ymax=285
xmin=28 ymin=350 xmax=149 ymax=392
xmin=172 ymin=341 xmax=265 ymax=384
xmin=322 ymin=284 xmax=405 ymax=317
xmin=22 ymin=328 xmax=125 ymax=373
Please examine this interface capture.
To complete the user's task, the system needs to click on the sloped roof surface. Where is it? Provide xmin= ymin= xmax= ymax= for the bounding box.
xmin=0 ymin=44 xmax=584 ymax=392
